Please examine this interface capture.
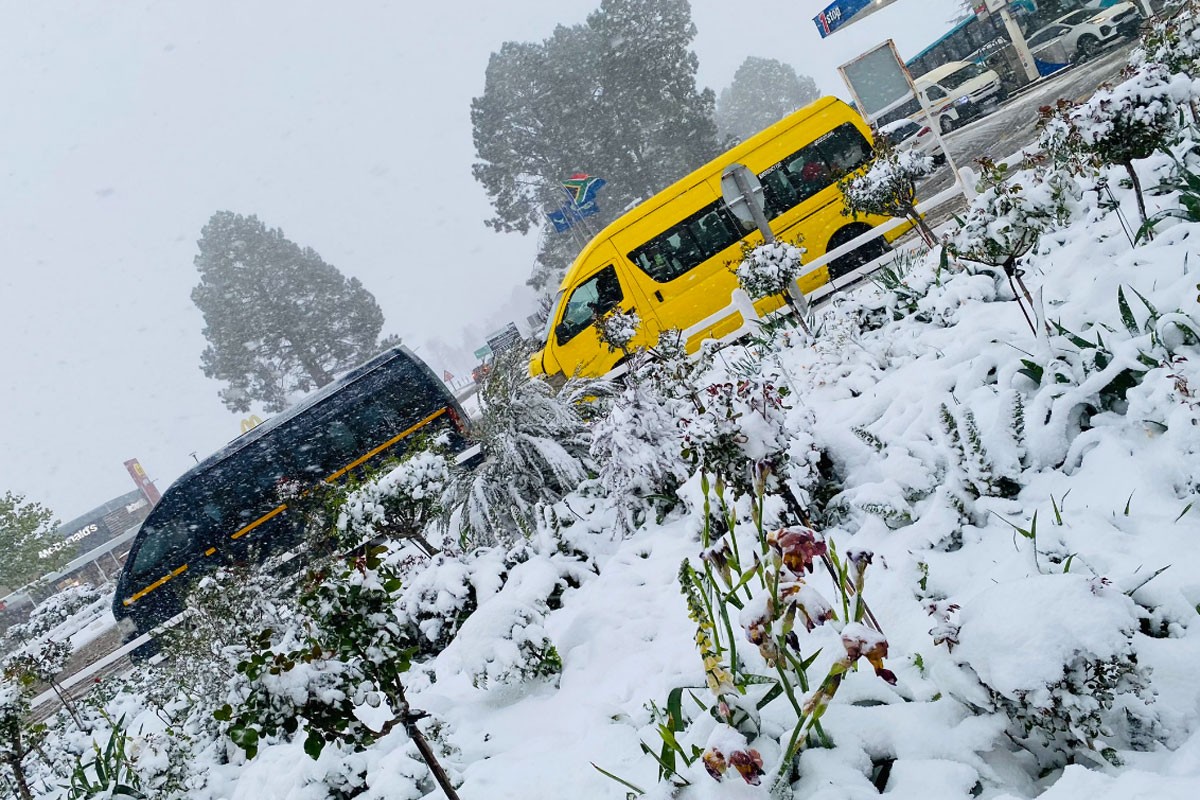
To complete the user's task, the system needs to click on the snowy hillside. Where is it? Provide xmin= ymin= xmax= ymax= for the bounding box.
xmin=6 ymin=9 xmax=1200 ymax=800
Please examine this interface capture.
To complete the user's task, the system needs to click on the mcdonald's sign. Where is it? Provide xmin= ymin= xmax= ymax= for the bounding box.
xmin=240 ymin=415 xmax=264 ymax=434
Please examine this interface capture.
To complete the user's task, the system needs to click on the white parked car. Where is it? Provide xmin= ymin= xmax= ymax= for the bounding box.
xmin=876 ymin=119 xmax=947 ymax=166
xmin=914 ymin=60 xmax=1007 ymax=134
xmin=1025 ymin=2 xmax=1143 ymax=62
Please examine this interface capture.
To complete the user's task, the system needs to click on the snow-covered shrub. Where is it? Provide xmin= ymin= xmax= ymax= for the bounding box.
xmin=679 ymin=376 xmax=791 ymax=498
xmin=434 ymin=553 xmax=588 ymax=691
xmin=2 ymin=585 xmax=103 ymax=650
xmin=735 ymin=240 xmax=805 ymax=303
xmin=594 ymin=306 xmax=640 ymax=354
xmin=1134 ymin=2 xmax=1200 ymax=80
xmin=392 ymin=548 xmax=508 ymax=657
xmin=590 ymin=377 xmax=690 ymax=535
xmin=219 ymin=542 xmax=461 ymax=799
xmin=949 ymin=158 xmax=1080 ymax=274
xmin=338 ymin=449 xmax=454 ymax=553
xmin=0 ymin=677 xmax=39 ymax=800
xmin=449 ymin=346 xmax=605 ymax=546
xmin=1070 ymin=64 xmax=1195 ymax=223
xmin=838 ymin=143 xmax=937 ymax=245
xmin=954 ymin=575 xmax=1160 ymax=769
xmin=5 ymin=638 xmax=82 ymax=729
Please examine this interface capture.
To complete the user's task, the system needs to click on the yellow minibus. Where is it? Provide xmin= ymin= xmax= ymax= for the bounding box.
xmin=529 ymin=96 xmax=907 ymax=381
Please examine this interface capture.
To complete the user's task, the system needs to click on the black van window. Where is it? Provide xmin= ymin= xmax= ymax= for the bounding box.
xmin=557 ymin=266 xmax=623 ymax=345
xmin=628 ymin=202 xmax=742 ymax=283
xmin=130 ymin=494 xmax=198 ymax=577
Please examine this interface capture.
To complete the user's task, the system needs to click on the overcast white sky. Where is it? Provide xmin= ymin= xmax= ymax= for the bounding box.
xmin=0 ymin=0 xmax=961 ymax=522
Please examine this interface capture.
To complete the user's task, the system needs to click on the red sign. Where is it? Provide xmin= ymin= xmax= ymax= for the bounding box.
xmin=124 ymin=458 xmax=162 ymax=506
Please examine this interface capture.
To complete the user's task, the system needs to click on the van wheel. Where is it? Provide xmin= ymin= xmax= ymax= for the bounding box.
xmin=828 ymin=224 xmax=891 ymax=281
xmin=940 ymin=115 xmax=956 ymax=134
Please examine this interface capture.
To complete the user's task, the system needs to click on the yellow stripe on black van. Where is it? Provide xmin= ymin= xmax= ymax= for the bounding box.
xmin=124 ymin=563 xmax=189 ymax=605
xmin=231 ymin=503 xmax=289 ymax=540
xmin=323 ymin=407 xmax=447 ymax=483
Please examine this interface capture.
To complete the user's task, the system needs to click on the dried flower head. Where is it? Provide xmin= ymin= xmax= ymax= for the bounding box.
xmin=768 ymin=527 xmax=826 ymax=574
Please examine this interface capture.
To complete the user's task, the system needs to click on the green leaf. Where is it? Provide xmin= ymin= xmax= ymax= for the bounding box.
xmin=666 ymin=687 xmax=686 ymax=731
xmin=229 ymin=725 xmax=260 ymax=756
xmin=1175 ymin=502 xmax=1194 ymax=523
xmin=591 ymin=762 xmax=646 ymax=796
xmin=800 ymin=648 xmax=823 ymax=671
xmin=213 ymin=704 xmax=233 ymax=722
xmin=1051 ymin=321 xmax=1094 ymax=351
xmin=756 ymin=681 xmax=785 ymax=710
xmin=1018 ymin=358 xmax=1044 ymax=385
xmin=1117 ymin=287 xmax=1139 ymax=336
xmin=304 ymin=730 xmax=326 ymax=760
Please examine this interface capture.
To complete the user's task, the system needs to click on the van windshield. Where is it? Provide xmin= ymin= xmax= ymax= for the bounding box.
xmin=939 ymin=63 xmax=988 ymax=90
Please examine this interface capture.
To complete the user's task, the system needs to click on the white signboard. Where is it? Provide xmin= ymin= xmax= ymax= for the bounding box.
xmin=838 ymin=40 xmax=916 ymax=124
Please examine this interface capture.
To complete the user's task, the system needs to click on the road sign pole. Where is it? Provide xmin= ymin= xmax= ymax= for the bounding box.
xmin=995 ymin=3 xmax=1039 ymax=83
xmin=731 ymin=168 xmax=774 ymax=244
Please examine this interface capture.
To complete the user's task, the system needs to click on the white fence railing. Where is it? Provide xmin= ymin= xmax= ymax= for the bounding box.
xmin=667 ymin=179 xmax=970 ymax=357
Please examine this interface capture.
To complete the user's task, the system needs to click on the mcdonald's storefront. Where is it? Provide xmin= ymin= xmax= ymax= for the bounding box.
xmin=40 ymin=489 xmax=156 ymax=590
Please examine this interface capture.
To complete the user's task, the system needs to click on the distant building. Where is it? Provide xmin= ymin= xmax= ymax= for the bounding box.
xmin=40 ymin=489 xmax=153 ymax=590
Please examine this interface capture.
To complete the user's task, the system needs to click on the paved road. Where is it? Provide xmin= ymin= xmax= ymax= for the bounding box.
xmin=920 ymin=42 xmax=1136 ymax=202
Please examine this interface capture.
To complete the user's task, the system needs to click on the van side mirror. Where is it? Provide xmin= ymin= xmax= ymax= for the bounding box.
xmin=555 ymin=321 xmax=571 ymax=344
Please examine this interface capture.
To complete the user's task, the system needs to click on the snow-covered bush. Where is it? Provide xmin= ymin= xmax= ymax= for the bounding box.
xmin=590 ymin=378 xmax=690 ymax=535
xmin=5 ymin=638 xmax=81 ymax=729
xmin=338 ymin=449 xmax=454 ymax=553
xmin=433 ymin=552 xmax=587 ymax=692
xmin=449 ymin=346 xmax=605 ymax=546
xmin=948 ymin=157 xmax=1081 ymax=333
xmin=679 ymin=376 xmax=792 ymax=499
xmin=838 ymin=144 xmax=937 ymax=245
xmin=219 ymin=542 xmax=460 ymax=799
xmin=735 ymin=240 xmax=805 ymax=303
xmin=1069 ymin=64 xmax=1195 ymax=222
xmin=1134 ymin=2 xmax=1200 ymax=80
xmin=392 ymin=548 xmax=507 ymax=657
xmin=2 ymin=585 xmax=103 ymax=650
xmin=593 ymin=306 xmax=640 ymax=354
xmin=0 ymin=677 xmax=39 ymax=800
xmin=954 ymin=575 xmax=1160 ymax=769
xmin=949 ymin=158 xmax=1080 ymax=273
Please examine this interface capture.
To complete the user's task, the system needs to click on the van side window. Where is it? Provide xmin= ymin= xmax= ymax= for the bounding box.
xmin=628 ymin=203 xmax=742 ymax=283
xmin=925 ymin=84 xmax=947 ymax=100
xmin=557 ymin=266 xmax=624 ymax=345
xmin=759 ymin=123 xmax=871 ymax=219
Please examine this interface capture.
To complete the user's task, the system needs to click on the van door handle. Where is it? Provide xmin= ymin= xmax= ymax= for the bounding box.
xmin=654 ymin=290 xmax=664 ymax=302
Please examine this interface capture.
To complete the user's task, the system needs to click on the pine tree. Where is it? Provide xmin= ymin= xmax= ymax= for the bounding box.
xmin=0 ymin=492 xmax=61 ymax=591
xmin=715 ymin=57 xmax=818 ymax=143
xmin=471 ymin=0 xmax=719 ymax=289
xmin=191 ymin=211 xmax=386 ymax=413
